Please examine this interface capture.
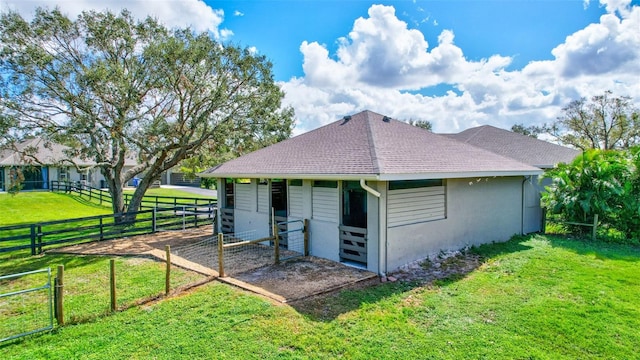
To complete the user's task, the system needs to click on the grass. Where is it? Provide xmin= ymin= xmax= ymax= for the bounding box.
xmin=0 ymin=189 xmax=214 ymax=260
xmin=0 ymin=254 xmax=206 ymax=342
xmin=1 ymin=234 xmax=638 ymax=359
xmin=0 ymin=192 xmax=112 ymax=226
xmin=0 ymin=188 xmax=215 ymax=227
xmin=124 ymin=187 xmax=216 ymax=200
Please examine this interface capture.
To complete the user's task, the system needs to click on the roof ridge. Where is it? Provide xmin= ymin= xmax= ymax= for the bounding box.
xmin=463 ymin=125 xmax=488 ymax=143
xmin=364 ymin=111 xmax=381 ymax=174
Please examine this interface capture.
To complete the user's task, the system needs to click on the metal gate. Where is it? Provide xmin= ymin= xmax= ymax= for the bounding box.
xmin=0 ymin=268 xmax=54 ymax=342
xmin=277 ymin=219 xmax=307 ymax=261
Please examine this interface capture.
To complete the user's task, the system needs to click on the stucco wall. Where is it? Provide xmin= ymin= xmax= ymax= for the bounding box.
xmin=385 ymin=176 xmax=524 ymax=271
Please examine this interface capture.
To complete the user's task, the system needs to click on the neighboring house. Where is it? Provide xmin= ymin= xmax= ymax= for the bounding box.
xmin=161 ymin=167 xmax=201 ymax=187
xmin=200 ymin=110 xmax=543 ymax=275
xmin=0 ymin=137 xmax=137 ymax=191
xmin=445 ymin=125 xmax=580 ymax=233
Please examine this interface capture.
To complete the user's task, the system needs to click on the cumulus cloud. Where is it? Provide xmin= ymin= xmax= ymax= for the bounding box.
xmin=0 ymin=0 xmax=228 ymax=39
xmin=302 ymin=5 xmax=511 ymax=90
xmin=283 ymin=1 xmax=640 ymax=134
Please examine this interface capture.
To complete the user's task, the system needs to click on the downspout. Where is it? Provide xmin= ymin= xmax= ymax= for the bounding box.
xmin=360 ymin=179 xmax=380 ymax=198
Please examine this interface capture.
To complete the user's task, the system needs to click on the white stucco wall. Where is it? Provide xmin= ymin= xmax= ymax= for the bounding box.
xmin=385 ymin=176 xmax=524 ymax=272
xmin=523 ymin=175 xmax=544 ymax=234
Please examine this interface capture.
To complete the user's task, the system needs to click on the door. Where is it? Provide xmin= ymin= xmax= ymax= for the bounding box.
xmin=340 ymin=181 xmax=367 ymax=265
xmin=271 ymin=179 xmax=288 ymax=246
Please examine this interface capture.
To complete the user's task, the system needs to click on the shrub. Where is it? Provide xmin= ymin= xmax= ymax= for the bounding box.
xmin=542 ymin=147 xmax=640 ymax=242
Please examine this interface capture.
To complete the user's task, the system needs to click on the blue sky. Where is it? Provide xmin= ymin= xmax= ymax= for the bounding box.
xmin=215 ymin=1 xmax=608 ymax=80
xmin=2 ymin=0 xmax=639 ymax=134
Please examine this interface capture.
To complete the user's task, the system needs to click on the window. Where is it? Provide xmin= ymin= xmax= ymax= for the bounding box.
xmin=58 ymin=167 xmax=69 ymax=182
xmin=388 ymin=179 xmax=442 ymax=190
xmin=387 ymin=179 xmax=446 ymax=227
xmin=313 ymin=180 xmax=338 ymax=188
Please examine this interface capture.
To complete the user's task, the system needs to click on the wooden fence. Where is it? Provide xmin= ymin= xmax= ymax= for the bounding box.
xmin=50 ymin=181 xmax=216 ymax=210
xmin=543 ymin=209 xmax=599 ymax=241
xmin=0 ymin=206 xmax=215 ymax=255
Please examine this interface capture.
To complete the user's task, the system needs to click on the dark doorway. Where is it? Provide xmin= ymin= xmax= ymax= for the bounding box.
xmin=342 ymin=181 xmax=367 ymax=228
xmin=271 ymin=179 xmax=287 ymax=218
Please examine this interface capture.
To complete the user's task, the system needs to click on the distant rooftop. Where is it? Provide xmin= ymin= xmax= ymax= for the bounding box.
xmin=0 ymin=137 xmax=137 ymax=167
xmin=445 ymin=125 xmax=580 ymax=168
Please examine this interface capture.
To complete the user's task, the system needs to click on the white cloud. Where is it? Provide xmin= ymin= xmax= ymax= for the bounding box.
xmin=0 ymin=0 xmax=229 ymax=39
xmin=234 ymin=10 xmax=244 ymax=17
xmin=283 ymin=2 xmax=640 ymax=135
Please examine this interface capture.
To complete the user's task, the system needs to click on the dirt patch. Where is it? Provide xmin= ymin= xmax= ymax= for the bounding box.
xmin=48 ymin=226 xmax=215 ymax=256
xmin=232 ymin=256 xmax=377 ymax=302
xmin=389 ymin=250 xmax=483 ymax=284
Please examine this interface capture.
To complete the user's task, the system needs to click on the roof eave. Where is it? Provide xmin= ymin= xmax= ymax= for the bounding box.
xmin=197 ymin=172 xmax=381 ymax=181
xmin=197 ymin=169 xmax=543 ymax=180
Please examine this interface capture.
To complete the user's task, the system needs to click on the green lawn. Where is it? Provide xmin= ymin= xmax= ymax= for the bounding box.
xmin=0 ymin=192 xmax=112 ymax=226
xmin=124 ymin=187 xmax=216 ymax=200
xmin=1 ymin=234 xmax=638 ymax=359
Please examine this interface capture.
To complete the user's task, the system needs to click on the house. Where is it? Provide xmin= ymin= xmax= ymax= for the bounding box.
xmin=445 ymin=125 xmax=580 ymax=233
xmin=0 ymin=137 xmax=137 ymax=191
xmin=200 ymin=110 xmax=545 ymax=275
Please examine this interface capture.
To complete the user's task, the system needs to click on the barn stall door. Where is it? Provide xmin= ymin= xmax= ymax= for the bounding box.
xmin=340 ymin=181 xmax=367 ymax=266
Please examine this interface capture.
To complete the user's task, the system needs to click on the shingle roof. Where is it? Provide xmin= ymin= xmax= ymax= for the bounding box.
xmin=446 ymin=125 xmax=580 ymax=168
xmin=201 ymin=111 xmax=541 ymax=180
xmin=0 ymin=137 xmax=137 ymax=167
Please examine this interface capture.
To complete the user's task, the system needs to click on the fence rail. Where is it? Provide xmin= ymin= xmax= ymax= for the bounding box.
xmin=0 ymin=268 xmax=54 ymax=342
xmin=49 ymin=181 xmax=216 ymax=210
xmin=0 ymin=205 xmax=215 ymax=255
xmin=543 ymin=209 xmax=599 ymax=241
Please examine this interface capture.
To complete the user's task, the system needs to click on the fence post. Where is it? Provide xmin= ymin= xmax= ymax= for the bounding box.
xmin=55 ymin=265 xmax=64 ymax=326
xmin=213 ymin=207 xmax=218 ymax=236
xmin=592 ymin=214 xmax=599 ymax=241
xmin=304 ymin=219 xmax=309 ymax=256
xmin=37 ymin=225 xmax=43 ymax=254
xmin=182 ymin=205 xmax=186 ymax=230
xmin=541 ymin=208 xmax=547 ymax=234
xmin=110 ymin=259 xmax=116 ymax=312
xmin=30 ymin=224 xmax=36 ymax=256
xmin=152 ymin=207 xmax=157 ymax=233
xmin=217 ymin=233 xmax=225 ymax=277
xmin=99 ymin=218 xmax=104 ymax=241
xmin=165 ymin=245 xmax=171 ymax=295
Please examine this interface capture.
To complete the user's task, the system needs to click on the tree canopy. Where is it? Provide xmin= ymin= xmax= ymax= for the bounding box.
xmin=0 ymin=8 xmax=294 ymax=216
xmin=553 ymin=91 xmax=639 ymax=150
xmin=511 ymin=123 xmax=546 ymax=138
xmin=407 ymin=119 xmax=433 ymax=131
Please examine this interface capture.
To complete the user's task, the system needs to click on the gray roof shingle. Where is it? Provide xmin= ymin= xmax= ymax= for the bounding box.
xmin=201 ymin=111 xmax=541 ymax=180
xmin=446 ymin=125 xmax=580 ymax=168
xmin=0 ymin=137 xmax=137 ymax=167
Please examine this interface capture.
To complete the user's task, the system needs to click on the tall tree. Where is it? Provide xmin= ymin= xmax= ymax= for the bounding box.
xmin=0 ymin=8 xmax=294 ymax=218
xmin=511 ymin=123 xmax=547 ymax=138
xmin=553 ymin=91 xmax=639 ymax=150
xmin=407 ymin=119 xmax=433 ymax=131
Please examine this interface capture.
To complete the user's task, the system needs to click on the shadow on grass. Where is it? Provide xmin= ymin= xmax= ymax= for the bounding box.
xmin=544 ymin=234 xmax=640 ymax=262
xmin=61 ymin=193 xmax=112 ymax=210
